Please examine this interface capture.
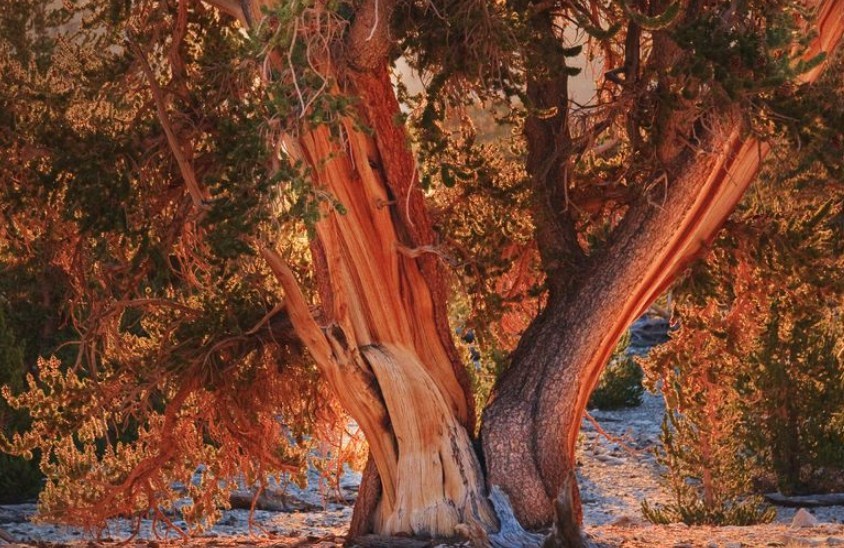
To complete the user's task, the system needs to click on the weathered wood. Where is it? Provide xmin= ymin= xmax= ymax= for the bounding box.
xmin=262 ymin=65 xmax=495 ymax=537
xmin=488 ymin=486 xmax=545 ymax=548
xmin=347 ymin=535 xmax=434 ymax=548
xmin=0 ymin=527 xmax=18 ymax=544
xmin=764 ymin=492 xmax=844 ymax=508
xmin=543 ymin=474 xmax=588 ymax=548
xmin=228 ymin=489 xmax=321 ymax=512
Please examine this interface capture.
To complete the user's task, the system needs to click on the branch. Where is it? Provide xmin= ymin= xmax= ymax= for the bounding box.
xmin=130 ymin=41 xmax=210 ymax=211
xmin=201 ymin=0 xmax=247 ymax=26
xmin=260 ymin=247 xmax=334 ymax=367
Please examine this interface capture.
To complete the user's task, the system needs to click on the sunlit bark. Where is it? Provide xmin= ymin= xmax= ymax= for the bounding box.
xmin=263 ymin=69 xmax=495 ymax=536
xmin=482 ymin=1 xmax=844 ymax=537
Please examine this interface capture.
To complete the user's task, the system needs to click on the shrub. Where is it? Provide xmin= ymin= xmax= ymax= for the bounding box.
xmin=641 ymin=495 xmax=775 ymax=526
xmin=0 ymin=306 xmax=43 ymax=502
xmin=588 ymin=334 xmax=644 ymax=411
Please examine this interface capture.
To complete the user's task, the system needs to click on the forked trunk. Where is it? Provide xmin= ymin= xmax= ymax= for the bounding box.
xmin=483 ymin=1 xmax=844 ymax=535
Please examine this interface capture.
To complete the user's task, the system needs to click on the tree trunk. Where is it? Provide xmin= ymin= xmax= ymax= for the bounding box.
xmin=263 ymin=64 xmax=496 ymax=537
xmin=482 ymin=0 xmax=844 ymax=534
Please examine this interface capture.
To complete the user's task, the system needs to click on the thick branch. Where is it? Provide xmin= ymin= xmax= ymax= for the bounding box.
xmin=260 ymin=246 xmax=400 ymax=509
xmin=131 ymin=42 xmax=210 ymax=211
xmin=523 ymin=9 xmax=586 ymax=298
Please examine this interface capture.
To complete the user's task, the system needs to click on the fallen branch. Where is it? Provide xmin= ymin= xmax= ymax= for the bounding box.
xmin=764 ymin=492 xmax=844 ymax=508
xmin=0 ymin=527 xmax=18 ymax=544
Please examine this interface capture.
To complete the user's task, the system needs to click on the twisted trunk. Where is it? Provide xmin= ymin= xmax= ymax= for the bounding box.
xmin=482 ymin=0 xmax=844 ymax=535
xmin=263 ymin=65 xmax=496 ymax=537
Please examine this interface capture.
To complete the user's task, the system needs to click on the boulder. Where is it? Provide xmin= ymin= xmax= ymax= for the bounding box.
xmin=790 ymin=508 xmax=820 ymax=528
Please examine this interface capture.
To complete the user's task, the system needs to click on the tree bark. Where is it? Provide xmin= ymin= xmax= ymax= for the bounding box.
xmin=482 ymin=0 xmax=844 ymax=533
xmin=207 ymin=0 xmax=495 ymax=537
xmin=263 ymin=64 xmax=496 ymax=537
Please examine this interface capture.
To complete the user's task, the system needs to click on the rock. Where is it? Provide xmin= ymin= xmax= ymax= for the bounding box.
xmin=826 ymin=538 xmax=844 ymax=546
xmin=791 ymin=508 xmax=820 ymax=528
xmin=594 ymin=454 xmax=626 ymax=465
xmin=777 ymin=537 xmax=824 ymax=547
xmin=609 ymin=515 xmax=637 ymax=527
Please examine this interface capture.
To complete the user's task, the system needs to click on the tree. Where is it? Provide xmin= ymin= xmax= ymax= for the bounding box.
xmin=1 ymin=0 xmax=843 ymax=544
xmin=643 ymin=88 xmax=844 ymax=513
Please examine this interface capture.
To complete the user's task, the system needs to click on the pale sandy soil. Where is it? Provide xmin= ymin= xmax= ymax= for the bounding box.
xmin=2 ymin=392 xmax=843 ymax=547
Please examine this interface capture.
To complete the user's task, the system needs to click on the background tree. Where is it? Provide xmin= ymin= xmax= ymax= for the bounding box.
xmin=1 ymin=0 xmax=843 ymax=545
xmin=643 ymin=63 xmax=844 ymax=518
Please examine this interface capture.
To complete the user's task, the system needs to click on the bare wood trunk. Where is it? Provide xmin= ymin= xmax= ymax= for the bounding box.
xmin=263 ymin=65 xmax=495 ymax=537
xmin=482 ymin=2 xmax=844 ymax=531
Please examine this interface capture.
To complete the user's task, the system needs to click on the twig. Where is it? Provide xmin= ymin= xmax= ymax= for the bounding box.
xmin=395 ymin=243 xmax=455 ymax=266
xmin=130 ymin=40 xmax=209 ymax=211
xmin=583 ymin=411 xmax=643 ymax=457
xmin=366 ymin=0 xmax=380 ymax=41
xmin=244 ymin=302 xmax=287 ymax=335
xmin=287 ymin=16 xmax=307 ymax=116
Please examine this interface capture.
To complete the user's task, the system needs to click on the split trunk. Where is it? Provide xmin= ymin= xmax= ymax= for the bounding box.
xmin=252 ymin=0 xmax=844 ymax=541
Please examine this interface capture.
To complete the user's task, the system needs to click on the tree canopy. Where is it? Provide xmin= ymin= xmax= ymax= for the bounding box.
xmin=1 ymin=0 xmax=842 ymax=543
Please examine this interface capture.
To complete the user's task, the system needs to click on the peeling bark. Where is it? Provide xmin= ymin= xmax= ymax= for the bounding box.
xmin=264 ymin=67 xmax=494 ymax=537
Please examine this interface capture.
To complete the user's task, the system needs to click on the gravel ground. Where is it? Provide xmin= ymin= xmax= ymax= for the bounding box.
xmin=2 ymin=390 xmax=843 ymax=547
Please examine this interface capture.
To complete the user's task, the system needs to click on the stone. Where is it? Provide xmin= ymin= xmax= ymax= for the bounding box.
xmin=778 ymin=534 xmax=823 ymax=546
xmin=791 ymin=508 xmax=820 ymax=528
xmin=610 ymin=515 xmax=637 ymax=527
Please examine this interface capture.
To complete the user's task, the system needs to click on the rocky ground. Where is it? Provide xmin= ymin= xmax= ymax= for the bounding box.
xmin=1 ymin=390 xmax=843 ymax=547
xmin=578 ymin=392 xmax=844 ymax=546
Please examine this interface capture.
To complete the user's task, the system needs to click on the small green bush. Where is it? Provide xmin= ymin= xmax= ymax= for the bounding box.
xmin=0 ymin=306 xmax=43 ymax=502
xmin=588 ymin=354 xmax=644 ymax=410
xmin=641 ymin=495 xmax=775 ymax=526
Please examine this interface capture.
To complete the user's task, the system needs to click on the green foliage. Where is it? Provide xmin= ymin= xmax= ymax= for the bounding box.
xmin=643 ymin=307 xmax=764 ymax=523
xmin=0 ymin=0 xmax=337 ymax=529
xmin=642 ymin=495 xmax=775 ymax=526
xmin=0 ymin=307 xmax=43 ymax=502
xmin=671 ymin=0 xmax=822 ymax=101
xmin=588 ymin=335 xmax=644 ymax=411
xmin=741 ymin=303 xmax=844 ymax=495
xmin=0 ymin=307 xmax=25 ymax=408
xmin=642 ymin=96 xmax=844 ymax=522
